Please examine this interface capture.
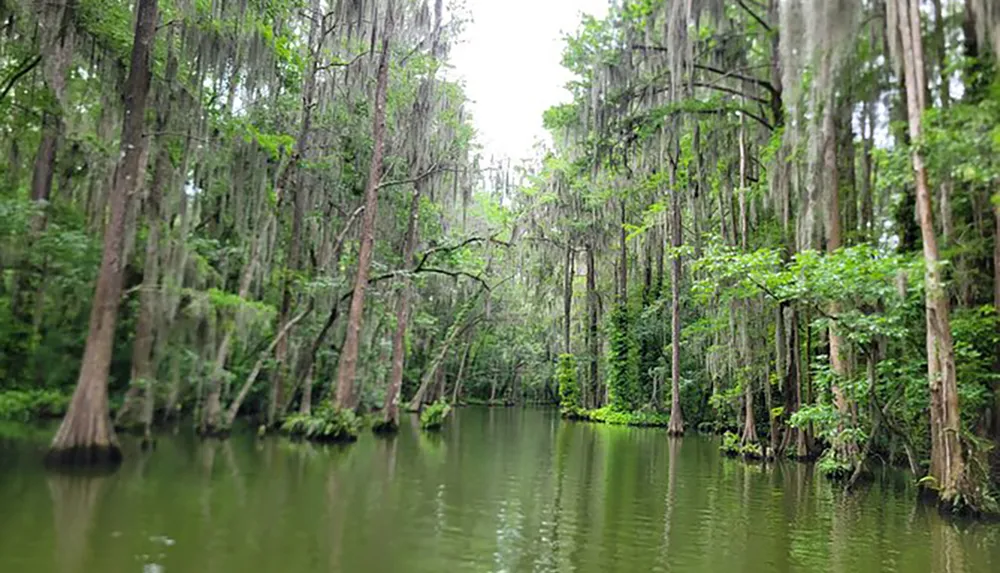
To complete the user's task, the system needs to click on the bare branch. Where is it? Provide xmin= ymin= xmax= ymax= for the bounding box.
xmin=377 ymin=162 xmax=441 ymax=190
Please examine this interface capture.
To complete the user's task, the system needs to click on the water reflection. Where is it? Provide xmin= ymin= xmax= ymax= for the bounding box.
xmin=47 ymin=473 xmax=108 ymax=573
xmin=0 ymin=410 xmax=998 ymax=573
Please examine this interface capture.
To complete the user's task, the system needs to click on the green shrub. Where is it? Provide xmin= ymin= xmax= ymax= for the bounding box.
xmin=741 ymin=441 xmax=763 ymax=459
xmin=817 ymin=449 xmax=854 ymax=480
xmin=0 ymin=389 xmax=70 ymax=421
xmin=720 ymin=431 xmax=741 ymax=456
xmin=606 ymin=304 xmax=641 ymax=411
xmin=719 ymin=430 xmax=764 ymax=459
xmin=584 ymin=406 xmax=671 ymax=427
xmin=556 ymin=354 xmax=583 ymax=418
xmin=280 ymin=404 xmax=360 ymax=442
xmin=420 ymin=400 xmax=452 ymax=431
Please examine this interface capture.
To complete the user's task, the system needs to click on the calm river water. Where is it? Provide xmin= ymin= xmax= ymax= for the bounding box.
xmin=0 ymin=407 xmax=998 ymax=572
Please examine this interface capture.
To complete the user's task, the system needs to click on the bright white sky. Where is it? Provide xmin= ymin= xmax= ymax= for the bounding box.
xmin=449 ymin=0 xmax=609 ymax=162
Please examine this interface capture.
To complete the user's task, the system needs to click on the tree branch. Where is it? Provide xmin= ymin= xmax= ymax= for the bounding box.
xmin=692 ymin=81 xmax=768 ymax=105
xmin=736 ymin=0 xmax=771 ymax=32
xmin=317 ymin=50 xmax=370 ymax=72
xmin=0 ymin=54 xmax=41 ymax=102
xmin=419 ymin=268 xmax=492 ymax=290
xmin=692 ymin=63 xmax=777 ymax=97
xmin=377 ymin=162 xmax=441 ymax=190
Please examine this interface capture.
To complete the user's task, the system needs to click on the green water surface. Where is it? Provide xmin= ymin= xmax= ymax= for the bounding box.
xmin=0 ymin=408 xmax=997 ymax=572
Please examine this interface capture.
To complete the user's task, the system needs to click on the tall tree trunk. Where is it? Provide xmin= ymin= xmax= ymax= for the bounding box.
xmin=11 ymin=0 xmax=76 ymax=332
xmin=407 ymin=313 xmax=479 ymax=412
xmin=860 ymin=99 xmax=875 ymax=240
xmin=294 ymin=205 xmax=364 ymax=416
xmin=563 ymin=243 xmax=574 ymax=354
xmin=200 ymin=220 xmax=266 ymax=435
xmin=224 ymin=304 xmax=312 ymax=427
xmin=451 ymin=338 xmax=471 ymax=404
xmin=115 ymin=140 xmax=170 ymax=436
xmin=824 ymin=107 xmax=857 ymax=467
xmin=764 ymin=328 xmax=777 ymax=457
xmin=775 ymin=303 xmax=788 ymax=454
xmin=932 ymin=0 xmax=951 ymax=108
xmin=738 ymin=115 xmax=748 ymax=251
xmin=333 ymin=4 xmax=394 ymax=410
xmin=46 ymin=0 xmax=158 ymax=466
xmin=30 ymin=118 xmax=60 ymax=215
xmin=618 ymin=199 xmax=627 ymax=303
xmin=587 ymin=243 xmax=598 ymax=409
xmin=381 ymin=181 xmax=422 ymax=429
xmin=270 ymin=0 xmax=322 ymax=428
xmin=30 ymin=0 xmax=75 ymax=223
xmin=894 ymin=0 xmax=966 ymax=505
xmin=668 ymin=170 xmax=684 ymax=436
xmin=741 ymin=364 xmax=758 ymax=446
xmin=116 ymin=36 xmax=179 ymax=437
xmin=993 ymin=195 xmax=1000 ymax=438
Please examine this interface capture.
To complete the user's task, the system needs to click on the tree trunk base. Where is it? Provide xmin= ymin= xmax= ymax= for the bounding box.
xmin=196 ymin=425 xmax=232 ymax=439
xmin=372 ymin=419 xmax=399 ymax=435
xmin=44 ymin=444 xmax=122 ymax=469
xmin=667 ymin=420 xmax=685 ymax=436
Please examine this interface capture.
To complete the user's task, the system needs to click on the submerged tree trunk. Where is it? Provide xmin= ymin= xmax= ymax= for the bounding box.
xmin=781 ymin=305 xmax=808 ymax=459
xmin=824 ymin=107 xmax=858 ymax=468
xmin=293 ymin=206 xmax=364 ymax=416
xmin=46 ymin=0 xmax=158 ymax=466
xmin=334 ymin=4 xmax=394 ymax=410
xmin=668 ymin=173 xmax=684 ymax=436
xmin=741 ymin=369 xmax=758 ymax=446
xmin=893 ymin=0 xmax=966 ymax=506
xmin=451 ymin=338 xmax=471 ymax=404
xmin=269 ymin=0 xmax=323 ymax=428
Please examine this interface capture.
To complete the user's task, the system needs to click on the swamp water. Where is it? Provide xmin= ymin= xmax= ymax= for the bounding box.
xmin=0 ymin=408 xmax=998 ymax=572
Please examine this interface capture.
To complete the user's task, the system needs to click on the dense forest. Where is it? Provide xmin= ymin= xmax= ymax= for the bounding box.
xmin=0 ymin=0 xmax=999 ymax=515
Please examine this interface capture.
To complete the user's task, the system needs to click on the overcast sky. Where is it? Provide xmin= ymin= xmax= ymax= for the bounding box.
xmin=448 ymin=0 xmax=609 ymax=162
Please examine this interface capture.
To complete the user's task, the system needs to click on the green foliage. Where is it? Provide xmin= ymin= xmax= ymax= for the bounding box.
xmin=281 ymin=405 xmax=360 ymax=442
xmin=419 ymin=400 xmax=452 ymax=431
xmin=816 ymin=449 xmax=856 ymax=480
xmin=951 ymin=307 xmax=1000 ymax=426
xmin=720 ymin=431 xmax=741 ymax=455
xmin=556 ymin=354 xmax=583 ymax=418
xmin=584 ymin=406 xmax=670 ymax=427
xmin=606 ymin=304 xmax=641 ymax=411
xmin=719 ymin=430 xmax=763 ymax=459
xmin=0 ymin=390 xmax=70 ymax=422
